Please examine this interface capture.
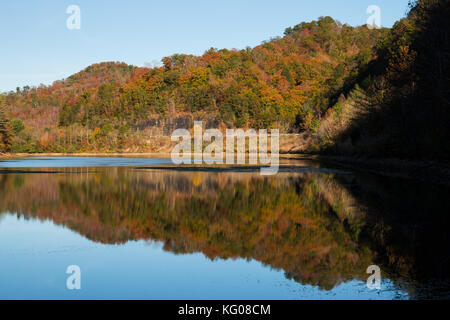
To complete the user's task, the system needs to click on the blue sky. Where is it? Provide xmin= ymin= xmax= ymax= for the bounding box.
xmin=0 ymin=0 xmax=411 ymax=92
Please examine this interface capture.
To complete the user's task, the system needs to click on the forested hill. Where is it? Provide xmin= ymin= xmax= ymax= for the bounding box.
xmin=0 ymin=62 xmax=136 ymax=143
xmin=0 ymin=16 xmax=387 ymax=153
xmin=307 ymin=0 xmax=450 ymax=160
xmin=1 ymin=0 xmax=448 ymax=159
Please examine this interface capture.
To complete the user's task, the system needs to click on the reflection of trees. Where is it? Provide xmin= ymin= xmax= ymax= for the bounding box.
xmin=0 ymin=168 xmax=449 ymax=296
xmin=0 ymin=169 xmax=373 ymax=290
xmin=331 ymin=173 xmax=450 ymax=299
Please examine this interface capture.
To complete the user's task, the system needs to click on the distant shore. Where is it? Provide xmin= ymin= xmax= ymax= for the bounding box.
xmin=0 ymin=152 xmax=174 ymax=158
xmin=0 ymin=152 xmax=307 ymax=159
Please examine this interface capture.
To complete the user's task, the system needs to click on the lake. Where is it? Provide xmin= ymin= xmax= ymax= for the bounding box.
xmin=0 ymin=156 xmax=449 ymax=300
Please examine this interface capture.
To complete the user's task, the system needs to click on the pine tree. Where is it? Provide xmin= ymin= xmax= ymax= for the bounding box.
xmin=0 ymin=95 xmax=12 ymax=153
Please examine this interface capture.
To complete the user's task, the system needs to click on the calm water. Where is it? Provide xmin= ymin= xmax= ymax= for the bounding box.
xmin=0 ymin=156 xmax=449 ymax=300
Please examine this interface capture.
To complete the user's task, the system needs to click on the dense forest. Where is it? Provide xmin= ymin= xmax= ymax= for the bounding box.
xmin=0 ymin=0 xmax=448 ymax=159
xmin=310 ymin=0 xmax=450 ymax=160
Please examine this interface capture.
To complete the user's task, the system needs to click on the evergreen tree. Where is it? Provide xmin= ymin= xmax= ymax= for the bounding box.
xmin=0 ymin=95 xmax=12 ymax=153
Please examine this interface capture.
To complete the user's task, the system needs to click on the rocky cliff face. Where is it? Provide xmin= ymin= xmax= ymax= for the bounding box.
xmin=132 ymin=114 xmax=221 ymax=136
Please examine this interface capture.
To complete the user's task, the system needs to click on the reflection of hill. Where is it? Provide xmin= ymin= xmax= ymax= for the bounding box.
xmin=0 ymin=169 xmax=373 ymax=290
xmin=0 ymin=168 xmax=449 ymax=296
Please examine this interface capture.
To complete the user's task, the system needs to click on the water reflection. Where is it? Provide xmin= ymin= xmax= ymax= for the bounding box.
xmin=0 ymin=163 xmax=449 ymax=299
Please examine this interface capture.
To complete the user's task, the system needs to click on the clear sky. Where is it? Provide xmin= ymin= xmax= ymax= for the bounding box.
xmin=0 ymin=0 xmax=411 ymax=92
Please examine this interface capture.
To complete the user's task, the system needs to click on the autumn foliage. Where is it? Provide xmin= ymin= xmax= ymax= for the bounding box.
xmin=1 ymin=0 xmax=448 ymax=159
xmin=0 ymin=18 xmax=386 ymax=153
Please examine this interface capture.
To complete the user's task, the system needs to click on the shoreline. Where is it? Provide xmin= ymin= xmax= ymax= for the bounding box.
xmin=1 ymin=152 xmax=449 ymax=187
xmin=0 ymin=152 xmax=308 ymax=159
xmin=0 ymin=152 xmax=174 ymax=158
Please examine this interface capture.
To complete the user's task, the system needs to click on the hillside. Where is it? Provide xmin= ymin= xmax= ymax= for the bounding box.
xmin=307 ymin=0 xmax=450 ymax=160
xmin=0 ymin=17 xmax=386 ymax=153
xmin=0 ymin=62 xmax=139 ymax=153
